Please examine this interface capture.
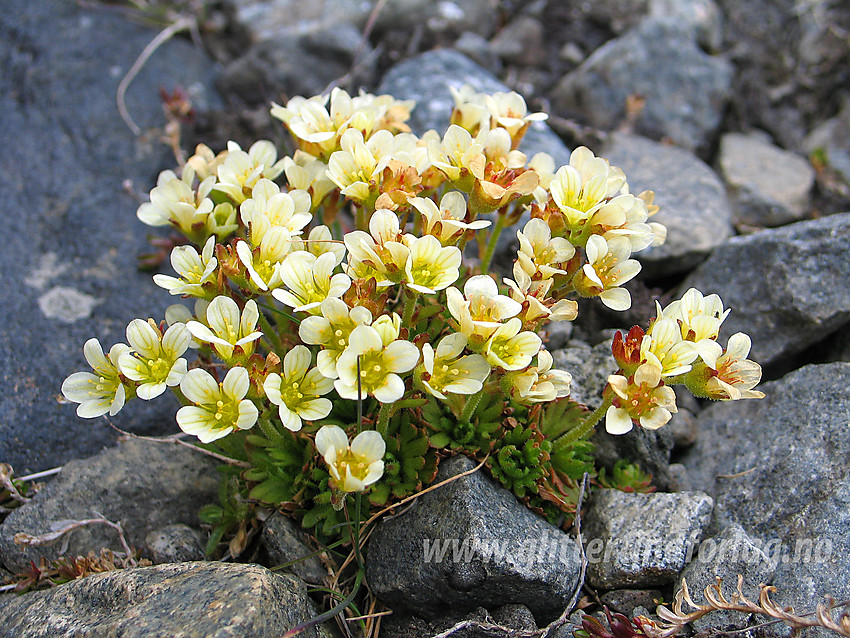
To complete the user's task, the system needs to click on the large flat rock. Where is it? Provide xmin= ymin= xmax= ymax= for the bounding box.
xmin=0 ymin=1 xmax=220 ymax=473
xmin=680 ymin=213 xmax=850 ymax=368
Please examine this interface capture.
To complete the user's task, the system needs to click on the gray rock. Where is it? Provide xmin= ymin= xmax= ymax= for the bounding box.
xmin=366 ymin=455 xmax=582 ymax=622
xmin=717 ymin=0 xmax=849 ymax=151
xmin=804 ymin=97 xmax=850 ymax=186
xmin=371 ymin=0 xmax=500 ymax=39
xmin=225 ymin=0 xmax=374 ymax=40
xmin=0 ymin=562 xmax=322 ymax=638
xmin=668 ymin=387 xmax=700 ymax=449
xmin=648 ymin=0 xmax=724 ymax=51
xmin=601 ymin=132 xmax=734 ymax=276
xmin=582 ymin=0 xmax=650 ymax=34
xmin=718 ymin=131 xmax=815 ymax=228
xmin=585 ymin=489 xmax=713 ymax=589
xmin=598 ymin=589 xmax=664 ymax=616
xmin=377 ymin=49 xmax=572 ymax=167
xmin=454 ymin=32 xmax=502 ymax=75
xmin=681 ymin=363 xmax=850 ymax=617
xmin=218 ymin=25 xmax=373 ymax=104
xmin=552 ymin=19 xmax=733 ymax=152
xmin=0 ymin=439 xmax=218 ymax=573
xmin=680 ymin=213 xmax=850 ymax=367
xmin=680 ymin=524 xmax=775 ymax=633
xmin=489 ymin=15 xmax=545 ymax=67
xmin=551 ymin=339 xmax=614 ymax=408
xmin=492 ymin=604 xmax=538 ymax=631
xmin=591 ymin=427 xmax=674 ymax=493
xmin=0 ymin=1 xmax=220 ymax=474
xmin=145 ymin=524 xmax=206 ymax=564
xmin=261 ymin=510 xmax=327 ymax=584
xmin=667 ymin=464 xmax=694 ymax=492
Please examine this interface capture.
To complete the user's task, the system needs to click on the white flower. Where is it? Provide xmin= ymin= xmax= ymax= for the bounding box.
xmin=176 ymin=367 xmax=258 ymax=443
xmin=659 ymin=288 xmax=731 ymax=368
xmin=273 ymin=251 xmax=351 ymax=314
xmin=315 ymin=425 xmax=385 ymax=492
xmin=118 ymin=319 xmax=190 ymax=400
xmin=516 ymin=218 xmax=575 ymax=280
xmin=236 ymin=224 xmax=293 ymax=292
xmin=505 ymin=349 xmax=571 ymax=404
xmin=62 ymin=339 xmax=131 ymax=418
xmin=404 ymin=235 xmax=462 ymax=294
xmin=446 ymin=275 xmax=522 ymax=342
xmin=263 ymin=346 xmax=334 ymax=431
xmin=153 ymin=237 xmax=218 ymax=298
xmin=299 ymin=298 xmax=373 ymax=379
xmin=136 ymin=167 xmax=215 ymax=240
xmin=484 ymin=318 xmax=542 ymax=371
xmin=214 ymin=141 xmax=285 ymax=204
xmin=326 ymin=129 xmax=394 ymax=203
xmin=297 ymin=224 xmax=346 ymax=267
xmin=700 ymin=333 xmax=765 ymax=400
xmin=642 ymin=317 xmax=700 ymax=377
xmin=549 ymin=146 xmax=627 ymax=230
xmin=419 ymin=333 xmax=490 ymax=400
xmin=427 ymin=124 xmax=486 ymax=182
xmin=343 ymin=209 xmax=411 ymax=286
xmin=605 ymin=362 xmax=677 ymax=435
xmin=576 ymin=235 xmax=640 ymax=311
xmin=409 ymin=192 xmax=490 ymax=246
xmin=334 ymin=324 xmax=420 ymax=402
xmin=282 ymin=151 xmax=337 ymax=211
xmin=484 ymin=90 xmax=548 ymax=139
xmin=186 ymin=296 xmax=263 ymax=362
xmin=448 ymin=85 xmax=490 ymax=133
xmin=240 ymin=179 xmax=312 ymax=236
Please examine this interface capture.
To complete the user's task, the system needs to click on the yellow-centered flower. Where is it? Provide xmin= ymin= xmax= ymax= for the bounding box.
xmin=606 ymin=362 xmax=677 ymax=434
xmin=299 ymin=298 xmax=373 ymax=379
xmin=273 ymin=251 xmax=352 ymax=314
xmin=186 ymin=296 xmax=263 ymax=362
xmin=118 ymin=319 xmax=190 ymax=400
xmin=176 ymin=367 xmax=259 ymax=443
xmin=446 ymin=275 xmax=522 ymax=342
xmin=419 ymin=333 xmax=490 ymax=400
xmin=263 ymin=346 xmax=334 ymax=432
xmin=484 ymin=318 xmax=542 ymax=371
xmin=62 ymin=339 xmax=131 ymax=418
xmin=334 ymin=324 xmax=420 ymax=402
xmin=153 ymin=237 xmax=218 ymax=299
xmin=315 ymin=425 xmax=385 ymax=492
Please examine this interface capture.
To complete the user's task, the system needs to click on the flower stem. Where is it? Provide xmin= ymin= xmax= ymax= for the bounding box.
xmin=480 ymin=210 xmax=507 ymax=273
xmin=558 ymin=390 xmax=614 ymax=446
xmin=352 ymin=492 xmax=364 ymax=567
xmin=354 ymin=205 xmax=367 ymax=230
xmin=459 ymin=388 xmax=484 ymax=423
xmin=401 ymin=289 xmax=419 ymax=330
xmin=257 ymin=307 xmax=281 ymax=354
xmin=376 ymin=401 xmax=394 ymax=437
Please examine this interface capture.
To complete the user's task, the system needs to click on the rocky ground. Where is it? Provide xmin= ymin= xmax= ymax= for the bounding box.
xmin=1 ymin=0 xmax=849 ymax=636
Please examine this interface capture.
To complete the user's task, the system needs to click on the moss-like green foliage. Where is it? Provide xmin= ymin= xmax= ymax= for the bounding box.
xmin=487 ymin=423 xmax=551 ymax=499
xmin=242 ymin=421 xmax=315 ymax=505
xmin=369 ymin=409 xmax=437 ymax=506
xmin=199 ymin=468 xmax=256 ymax=557
xmin=421 ymin=393 xmax=505 ymax=455
xmin=599 ymin=459 xmax=655 ymax=493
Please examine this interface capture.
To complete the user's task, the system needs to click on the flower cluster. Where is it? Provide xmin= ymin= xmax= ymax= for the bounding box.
xmin=62 ymin=86 xmax=763 ymax=536
xmin=605 ymin=289 xmax=764 ymax=434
